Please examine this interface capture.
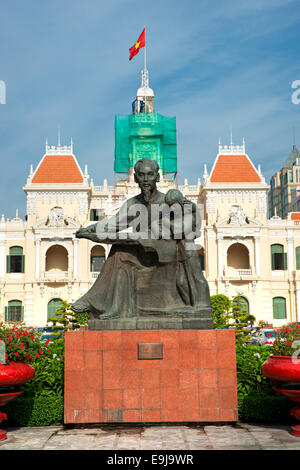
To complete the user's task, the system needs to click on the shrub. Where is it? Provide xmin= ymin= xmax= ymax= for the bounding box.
xmin=21 ymin=338 xmax=64 ymax=398
xmin=236 ymin=342 xmax=274 ymax=400
xmin=3 ymin=395 xmax=64 ymax=426
xmin=238 ymin=394 xmax=293 ymax=424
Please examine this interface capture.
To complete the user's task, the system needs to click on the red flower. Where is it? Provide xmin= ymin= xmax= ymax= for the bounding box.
xmin=29 ymin=355 xmax=32 ymax=359
xmin=15 ymin=352 xmax=18 ymax=357
xmin=39 ymin=350 xmax=43 ymax=355
xmin=20 ymin=343 xmax=24 ymax=349
xmin=36 ymin=354 xmax=40 ymax=358
xmin=15 ymin=333 xmax=20 ymax=338
xmin=286 ymin=341 xmax=292 ymax=346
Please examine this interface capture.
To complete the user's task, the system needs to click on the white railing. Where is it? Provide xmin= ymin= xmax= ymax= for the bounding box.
xmin=43 ymin=271 xmax=71 ymax=280
xmin=224 ymin=267 xmax=252 ymax=278
xmin=93 ymin=186 xmax=115 ymax=193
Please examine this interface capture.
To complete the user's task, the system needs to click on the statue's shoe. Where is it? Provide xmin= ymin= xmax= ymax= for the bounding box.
xmin=71 ymin=299 xmax=90 ymax=313
xmin=99 ymin=311 xmax=120 ymax=319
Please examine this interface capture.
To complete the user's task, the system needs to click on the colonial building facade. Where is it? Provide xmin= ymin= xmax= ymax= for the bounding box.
xmin=1 ymin=71 xmax=300 ymax=327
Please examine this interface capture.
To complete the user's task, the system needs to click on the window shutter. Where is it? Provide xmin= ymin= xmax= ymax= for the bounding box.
xmin=6 ymin=255 xmax=10 ymax=273
xmin=273 ymin=297 xmax=287 ymax=319
xmin=21 ymin=306 xmax=24 ymax=321
xmin=296 ymin=247 xmax=300 ymax=270
xmin=21 ymin=255 xmax=25 ymax=273
xmin=4 ymin=306 xmax=7 ymax=322
xmin=283 ymin=252 xmax=287 ymax=270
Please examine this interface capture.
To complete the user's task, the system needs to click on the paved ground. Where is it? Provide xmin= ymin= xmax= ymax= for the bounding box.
xmin=0 ymin=422 xmax=300 ymax=450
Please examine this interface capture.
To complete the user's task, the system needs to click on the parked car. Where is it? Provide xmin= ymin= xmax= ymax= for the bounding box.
xmin=251 ymin=329 xmax=276 ymax=346
xmin=34 ymin=326 xmax=54 ymax=343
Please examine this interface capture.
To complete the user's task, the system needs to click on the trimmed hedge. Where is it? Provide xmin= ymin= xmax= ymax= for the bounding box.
xmin=3 ymin=395 xmax=63 ymax=426
xmin=238 ymin=394 xmax=294 ymax=424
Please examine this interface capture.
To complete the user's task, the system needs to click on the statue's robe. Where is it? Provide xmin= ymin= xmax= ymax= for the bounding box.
xmin=71 ymin=190 xmax=211 ymax=319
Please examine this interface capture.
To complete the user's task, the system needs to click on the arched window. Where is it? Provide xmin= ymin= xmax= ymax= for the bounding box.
xmin=45 ymin=245 xmax=68 ymax=272
xmin=227 ymin=243 xmax=249 ymax=269
xmin=273 ymin=297 xmax=287 ymax=319
xmin=271 ymin=244 xmax=287 ymax=270
xmin=296 ymin=247 xmax=300 ymax=270
xmin=7 ymin=246 xmax=25 ymax=273
xmin=5 ymin=300 xmax=23 ymax=322
xmin=90 ymin=245 xmax=106 ymax=272
xmin=47 ymin=298 xmax=63 ymax=320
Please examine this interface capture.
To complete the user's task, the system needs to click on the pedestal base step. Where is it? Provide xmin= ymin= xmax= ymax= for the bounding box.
xmin=88 ymin=316 xmax=213 ymax=330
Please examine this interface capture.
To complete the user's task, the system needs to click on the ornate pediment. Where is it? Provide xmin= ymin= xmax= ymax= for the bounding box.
xmin=34 ymin=207 xmax=80 ymax=230
xmin=215 ymin=204 xmax=261 ymax=227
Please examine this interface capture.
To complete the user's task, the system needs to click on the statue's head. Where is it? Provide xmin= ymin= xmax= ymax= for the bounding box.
xmin=134 ymin=158 xmax=160 ymax=201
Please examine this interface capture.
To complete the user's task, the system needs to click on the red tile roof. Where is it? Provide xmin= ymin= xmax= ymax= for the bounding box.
xmin=32 ymin=155 xmax=84 ymax=184
xmin=210 ymin=154 xmax=261 ymax=183
xmin=291 ymin=212 xmax=300 ymax=220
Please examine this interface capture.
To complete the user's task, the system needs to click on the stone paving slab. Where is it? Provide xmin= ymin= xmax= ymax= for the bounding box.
xmin=1 ymin=423 xmax=300 ymax=450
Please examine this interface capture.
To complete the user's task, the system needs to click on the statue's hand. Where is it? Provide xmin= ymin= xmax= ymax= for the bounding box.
xmin=75 ymin=223 xmax=98 ymax=240
xmin=75 ymin=228 xmax=86 ymax=238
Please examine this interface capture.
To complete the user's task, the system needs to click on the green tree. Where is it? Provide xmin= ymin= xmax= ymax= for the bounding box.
xmin=47 ymin=300 xmax=90 ymax=338
xmin=232 ymin=296 xmax=256 ymax=341
xmin=210 ymin=294 xmax=233 ymax=329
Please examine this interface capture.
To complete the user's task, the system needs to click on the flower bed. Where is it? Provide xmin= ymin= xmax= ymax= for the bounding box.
xmin=0 ymin=323 xmax=64 ymax=426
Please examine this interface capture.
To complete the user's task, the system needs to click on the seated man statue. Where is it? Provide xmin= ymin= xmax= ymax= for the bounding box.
xmin=71 ymin=158 xmax=212 ymax=325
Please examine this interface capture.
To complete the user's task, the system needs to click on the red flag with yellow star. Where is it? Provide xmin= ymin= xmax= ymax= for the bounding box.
xmin=129 ymin=28 xmax=145 ymax=61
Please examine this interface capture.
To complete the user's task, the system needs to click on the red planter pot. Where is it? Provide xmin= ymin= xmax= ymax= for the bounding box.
xmin=0 ymin=362 xmax=35 ymax=441
xmin=262 ymin=355 xmax=300 ymax=436
xmin=262 ymin=355 xmax=300 ymax=383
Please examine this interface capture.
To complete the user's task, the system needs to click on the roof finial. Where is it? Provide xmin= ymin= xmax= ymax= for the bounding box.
xmin=230 ymin=125 xmax=233 ymax=146
xmin=293 ymin=125 xmax=296 ymax=148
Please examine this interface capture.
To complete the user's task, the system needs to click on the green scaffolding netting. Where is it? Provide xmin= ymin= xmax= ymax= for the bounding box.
xmin=114 ymin=112 xmax=177 ymax=174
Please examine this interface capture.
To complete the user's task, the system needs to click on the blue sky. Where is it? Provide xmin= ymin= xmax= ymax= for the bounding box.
xmin=0 ymin=0 xmax=300 ymax=218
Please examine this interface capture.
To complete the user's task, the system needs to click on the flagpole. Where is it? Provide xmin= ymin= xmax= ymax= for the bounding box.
xmin=143 ymin=25 xmax=146 ymax=112
xmin=144 ymin=25 xmax=146 ymax=71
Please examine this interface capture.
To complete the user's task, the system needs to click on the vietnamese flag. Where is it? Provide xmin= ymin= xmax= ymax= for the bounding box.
xmin=129 ymin=28 xmax=145 ymax=61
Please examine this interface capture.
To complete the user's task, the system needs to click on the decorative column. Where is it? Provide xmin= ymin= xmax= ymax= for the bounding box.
xmin=217 ymin=234 xmax=223 ymax=277
xmin=73 ymin=238 xmax=78 ymax=279
xmin=296 ymin=289 xmax=300 ymax=322
xmin=0 ymin=240 xmax=5 ymax=280
xmin=288 ymin=232 xmax=294 ymax=276
xmin=254 ymin=236 xmax=261 ymax=278
xmin=35 ymin=238 xmax=40 ymax=279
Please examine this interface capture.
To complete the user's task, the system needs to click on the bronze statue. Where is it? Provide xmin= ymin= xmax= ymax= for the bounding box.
xmin=71 ymin=158 xmax=213 ymax=329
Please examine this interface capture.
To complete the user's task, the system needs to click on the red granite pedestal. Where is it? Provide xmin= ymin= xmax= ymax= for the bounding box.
xmin=64 ymin=329 xmax=238 ymax=424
